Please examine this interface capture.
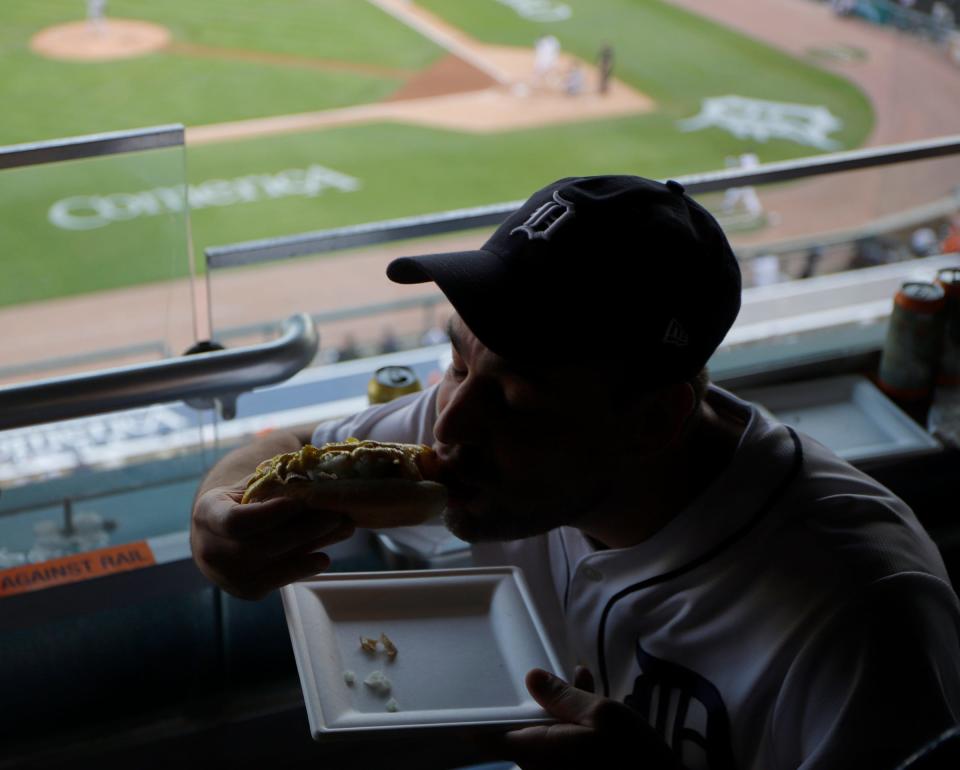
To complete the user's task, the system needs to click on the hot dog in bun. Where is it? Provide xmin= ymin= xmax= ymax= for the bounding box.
xmin=241 ymin=438 xmax=446 ymax=527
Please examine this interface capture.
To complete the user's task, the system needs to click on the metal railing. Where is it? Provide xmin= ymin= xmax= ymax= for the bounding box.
xmin=4 ymin=132 xmax=960 ymax=432
xmin=0 ymin=313 xmax=318 ymax=430
xmin=0 ymin=124 xmax=184 ymax=170
xmin=205 ymin=134 xmax=960 ymax=269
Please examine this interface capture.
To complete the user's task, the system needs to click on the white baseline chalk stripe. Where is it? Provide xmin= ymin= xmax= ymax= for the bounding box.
xmin=368 ymin=0 xmax=513 ymax=85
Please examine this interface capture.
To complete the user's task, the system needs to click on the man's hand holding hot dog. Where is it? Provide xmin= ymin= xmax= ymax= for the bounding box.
xmin=190 ymin=430 xmax=446 ymax=600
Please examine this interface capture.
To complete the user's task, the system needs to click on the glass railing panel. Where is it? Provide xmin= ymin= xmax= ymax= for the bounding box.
xmin=0 ymin=140 xmax=198 ymax=386
xmin=0 ymin=129 xmax=329 ymax=752
xmin=0 ymin=130 xmax=213 ymax=584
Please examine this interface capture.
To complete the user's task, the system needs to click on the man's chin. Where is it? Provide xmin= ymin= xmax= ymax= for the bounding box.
xmin=441 ymin=504 xmax=492 ymax=543
xmin=442 ymin=503 xmax=554 ymax=543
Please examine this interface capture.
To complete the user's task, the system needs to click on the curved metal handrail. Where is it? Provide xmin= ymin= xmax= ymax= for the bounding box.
xmin=0 ymin=313 xmax=318 ymax=430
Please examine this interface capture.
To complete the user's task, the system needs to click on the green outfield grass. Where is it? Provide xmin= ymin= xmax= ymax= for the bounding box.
xmin=0 ymin=0 xmax=442 ymax=144
xmin=1 ymin=0 xmax=874 ymax=308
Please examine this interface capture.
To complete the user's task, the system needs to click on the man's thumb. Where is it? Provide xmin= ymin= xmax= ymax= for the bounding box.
xmin=525 ymin=668 xmax=595 ymax=724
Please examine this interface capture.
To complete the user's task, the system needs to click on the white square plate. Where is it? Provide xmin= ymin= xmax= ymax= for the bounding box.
xmin=281 ymin=566 xmax=564 ymax=740
xmin=738 ymin=374 xmax=941 ymax=466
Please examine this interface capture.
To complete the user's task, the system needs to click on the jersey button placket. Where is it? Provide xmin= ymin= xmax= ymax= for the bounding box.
xmin=566 ymin=561 xmax=605 ymax=676
xmin=581 ymin=564 xmax=603 ymax=582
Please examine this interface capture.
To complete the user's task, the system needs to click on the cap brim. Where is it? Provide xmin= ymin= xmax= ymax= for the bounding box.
xmin=387 ymin=249 xmax=501 ymax=285
xmin=387 ymin=249 xmax=517 ymax=357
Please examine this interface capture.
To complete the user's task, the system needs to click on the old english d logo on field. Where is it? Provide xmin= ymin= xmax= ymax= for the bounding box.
xmin=511 ymin=191 xmax=575 ymax=240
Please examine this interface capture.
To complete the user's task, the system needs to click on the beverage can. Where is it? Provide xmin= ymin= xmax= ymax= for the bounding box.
xmin=877 ymin=281 xmax=946 ymax=403
xmin=935 ymin=267 xmax=960 ymax=387
xmin=368 ymin=365 xmax=421 ymax=405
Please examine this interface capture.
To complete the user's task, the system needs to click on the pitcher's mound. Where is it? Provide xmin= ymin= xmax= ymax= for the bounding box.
xmin=31 ymin=19 xmax=171 ymax=62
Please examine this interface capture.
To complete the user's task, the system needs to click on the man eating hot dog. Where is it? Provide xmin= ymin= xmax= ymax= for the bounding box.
xmin=191 ymin=175 xmax=960 ymax=770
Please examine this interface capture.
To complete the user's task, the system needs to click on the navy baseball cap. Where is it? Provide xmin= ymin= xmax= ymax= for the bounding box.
xmin=387 ymin=175 xmax=741 ymax=386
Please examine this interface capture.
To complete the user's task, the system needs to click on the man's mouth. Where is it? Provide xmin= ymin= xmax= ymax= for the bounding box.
xmin=439 ymin=472 xmax=481 ymax=507
xmin=434 ymin=448 xmax=488 ymax=507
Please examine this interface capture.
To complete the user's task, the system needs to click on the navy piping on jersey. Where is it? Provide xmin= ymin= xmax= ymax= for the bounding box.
xmin=596 ymin=426 xmax=804 ymax=698
xmin=558 ymin=528 xmax=572 ymax=612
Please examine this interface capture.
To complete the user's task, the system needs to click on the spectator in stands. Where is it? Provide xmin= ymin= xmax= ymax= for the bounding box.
xmin=420 ymin=324 xmax=449 ymax=347
xmin=942 ymin=215 xmax=960 ymax=254
xmin=799 ymin=245 xmax=824 ymax=279
xmin=849 ymin=235 xmax=897 ymax=269
xmin=932 ymin=2 xmax=957 ymax=33
xmin=336 ymin=333 xmax=360 ymax=361
xmin=911 ymin=226 xmax=940 ymax=257
xmin=191 ymin=175 xmax=960 ymax=770
xmin=378 ymin=326 xmax=400 ymax=355
xmin=949 ymin=30 xmax=960 ymax=65
xmin=751 ymin=253 xmax=782 ymax=286
xmin=830 ymin=0 xmax=857 ymax=16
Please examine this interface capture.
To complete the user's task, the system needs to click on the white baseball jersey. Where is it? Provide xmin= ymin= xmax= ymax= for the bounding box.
xmin=312 ymin=385 xmax=960 ymax=770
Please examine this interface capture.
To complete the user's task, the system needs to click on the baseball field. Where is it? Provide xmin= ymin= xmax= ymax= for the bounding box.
xmin=1 ymin=0 xmax=875 ymax=308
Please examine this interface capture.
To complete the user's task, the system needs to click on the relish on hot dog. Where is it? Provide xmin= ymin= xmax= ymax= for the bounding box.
xmin=241 ymin=438 xmax=446 ymax=527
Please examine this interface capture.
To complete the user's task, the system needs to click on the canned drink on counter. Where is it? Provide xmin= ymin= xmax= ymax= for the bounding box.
xmin=878 ymin=281 xmax=946 ymax=403
xmin=368 ymin=365 xmax=422 ymax=405
xmin=935 ymin=268 xmax=960 ymax=387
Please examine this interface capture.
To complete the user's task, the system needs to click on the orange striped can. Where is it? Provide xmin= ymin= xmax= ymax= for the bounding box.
xmin=935 ymin=268 xmax=960 ymax=387
xmin=878 ymin=281 xmax=946 ymax=403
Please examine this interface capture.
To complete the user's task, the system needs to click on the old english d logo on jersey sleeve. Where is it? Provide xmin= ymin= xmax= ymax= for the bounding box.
xmin=626 ymin=641 xmax=737 ymax=770
xmin=510 ymin=191 xmax=575 ymax=240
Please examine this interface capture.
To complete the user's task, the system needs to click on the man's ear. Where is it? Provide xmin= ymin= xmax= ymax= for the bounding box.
xmin=666 ymin=380 xmax=697 ymax=435
xmin=628 ymin=382 xmax=696 ymax=457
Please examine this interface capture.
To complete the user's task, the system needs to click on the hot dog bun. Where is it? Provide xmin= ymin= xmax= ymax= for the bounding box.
xmin=241 ymin=439 xmax=446 ymax=527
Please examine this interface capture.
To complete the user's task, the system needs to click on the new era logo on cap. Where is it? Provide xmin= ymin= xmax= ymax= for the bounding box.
xmin=510 ymin=191 xmax=575 ymax=241
xmin=663 ymin=318 xmax=689 ymax=347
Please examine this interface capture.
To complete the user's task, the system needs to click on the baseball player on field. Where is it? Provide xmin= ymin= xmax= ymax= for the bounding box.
xmin=191 ymin=175 xmax=960 ymax=770
xmin=86 ymin=0 xmax=107 ymax=35
xmin=533 ymin=33 xmax=561 ymax=85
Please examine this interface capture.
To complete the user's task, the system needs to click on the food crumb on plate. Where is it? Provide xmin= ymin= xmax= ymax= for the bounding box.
xmin=343 ymin=670 xmax=356 ymax=686
xmin=364 ymin=670 xmax=391 ymax=695
xmin=380 ymin=632 xmax=398 ymax=659
xmin=360 ymin=636 xmax=378 ymax=654
xmin=385 ymin=698 xmax=399 ymax=712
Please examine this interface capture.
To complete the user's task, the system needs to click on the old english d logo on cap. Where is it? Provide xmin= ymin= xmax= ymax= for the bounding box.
xmin=511 ymin=191 xmax=575 ymax=241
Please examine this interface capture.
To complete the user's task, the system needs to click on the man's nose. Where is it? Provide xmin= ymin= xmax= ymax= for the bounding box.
xmin=434 ymin=379 xmax=491 ymax=446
